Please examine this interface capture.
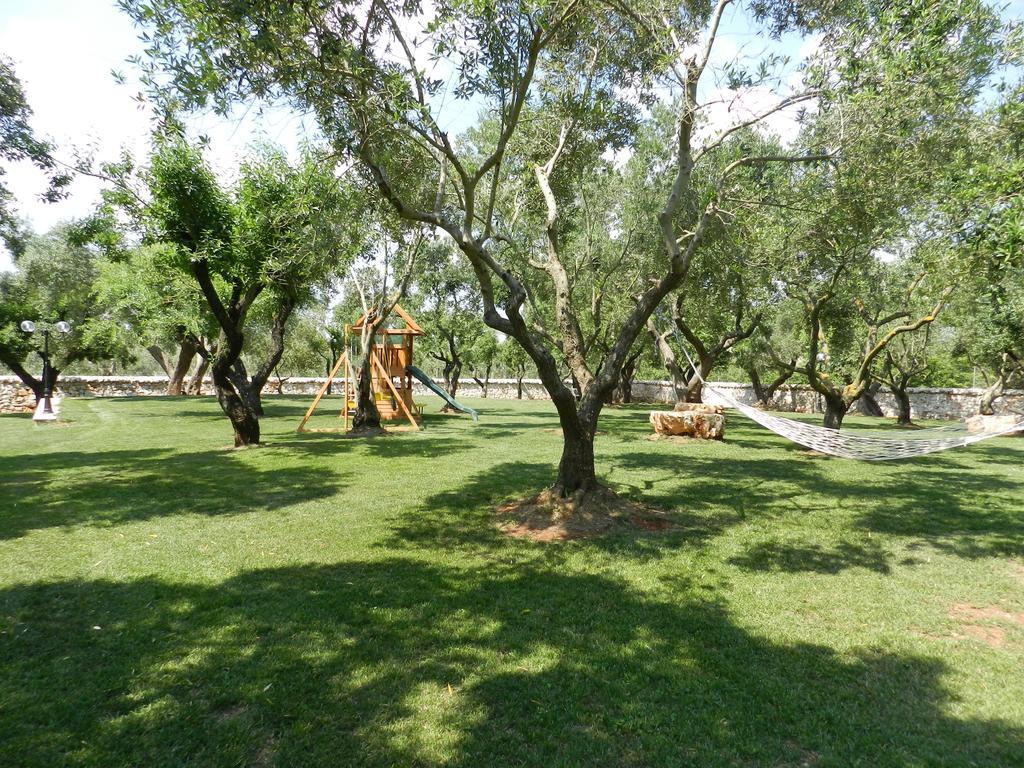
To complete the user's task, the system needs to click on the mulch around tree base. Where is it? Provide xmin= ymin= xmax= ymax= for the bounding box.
xmin=495 ymin=485 xmax=674 ymax=542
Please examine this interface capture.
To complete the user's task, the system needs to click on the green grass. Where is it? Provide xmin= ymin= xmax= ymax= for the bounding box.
xmin=1 ymin=394 xmax=1023 ymax=767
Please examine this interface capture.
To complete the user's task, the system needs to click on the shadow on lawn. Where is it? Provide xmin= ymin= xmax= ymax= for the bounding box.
xmin=729 ymin=538 xmax=893 ymax=575
xmin=613 ymin=446 xmax=1024 ymax=569
xmin=392 ymin=430 xmax=1024 ymax=574
xmin=384 ymin=454 xmax=784 ymax=561
xmin=2 ymin=560 xmax=1021 ymax=767
xmin=0 ymin=447 xmax=348 ymax=540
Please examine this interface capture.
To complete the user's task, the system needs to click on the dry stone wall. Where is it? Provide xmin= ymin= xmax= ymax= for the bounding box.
xmin=2 ymin=374 xmax=1021 ymax=421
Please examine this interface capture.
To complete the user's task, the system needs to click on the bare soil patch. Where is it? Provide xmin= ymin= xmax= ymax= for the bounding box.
xmin=496 ymin=485 xmax=674 ymax=542
xmin=949 ymin=603 xmax=1024 ymax=625
xmin=948 ymin=603 xmax=1024 ymax=648
xmin=953 ymin=625 xmax=1006 ymax=648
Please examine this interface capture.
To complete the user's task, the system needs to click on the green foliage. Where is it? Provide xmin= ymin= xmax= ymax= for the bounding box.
xmin=413 ymin=242 xmax=490 ymax=373
xmin=944 ymin=78 xmax=1024 ymax=381
xmin=93 ymin=242 xmax=217 ymax=353
xmin=0 ymin=227 xmax=134 ymax=375
xmin=0 ymin=58 xmax=72 ymax=256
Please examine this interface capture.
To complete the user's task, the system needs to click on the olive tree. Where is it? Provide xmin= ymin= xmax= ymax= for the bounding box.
xmin=122 ymin=141 xmax=363 ymax=445
xmin=0 ymin=226 xmax=133 ymax=400
xmin=122 ymin=0 xmax=840 ymax=505
xmin=0 ymin=58 xmax=71 ymax=257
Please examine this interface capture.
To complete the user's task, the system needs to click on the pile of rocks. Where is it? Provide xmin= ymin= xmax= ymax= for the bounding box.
xmin=964 ymin=413 xmax=1024 ymax=435
xmin=649 ymin=402 xmax=725 ymax=440
xmin=0 ymin=385 xmax=37 ymax=414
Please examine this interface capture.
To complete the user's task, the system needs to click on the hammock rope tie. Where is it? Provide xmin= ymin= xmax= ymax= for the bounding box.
xmin=674 ymin=346 xmax=1024 ymax=460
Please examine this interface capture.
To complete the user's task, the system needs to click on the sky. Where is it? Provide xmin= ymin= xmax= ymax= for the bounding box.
xmin=0 ymin=0 xmax=318 ymax=270
xmin=2 ymin=0 xmax=1022 ymax=272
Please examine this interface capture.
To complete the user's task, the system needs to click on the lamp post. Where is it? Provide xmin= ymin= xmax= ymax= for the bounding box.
xmin=19 ymin=319 xmax=71 ymax=422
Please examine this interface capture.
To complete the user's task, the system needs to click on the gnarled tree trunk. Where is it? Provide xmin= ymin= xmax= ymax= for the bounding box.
xmin=188 ymin=356 xmax=210 ymax=395
xmin=979 ymin=368 xmax=1007 ymax=415
xmin=822 ymin=393 xmax=848 ymax=430
xmin=857 ymin=380 xmax=884 ymax=417
xmin=212 ymin=360 xmax=260 ymax=446
xmin=890 ymin=385 xmax=913 ymax=425
xmin=0 ymin=348 xmax=45 ymax=402
xmin=167 ymin=338 xmax=197 ymax=395
xmin=351 ymin=348 xmax=382 ymax=431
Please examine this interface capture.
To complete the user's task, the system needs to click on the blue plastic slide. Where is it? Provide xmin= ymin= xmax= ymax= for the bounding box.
xmin=407 ymin=365 xmax=478 ymax=421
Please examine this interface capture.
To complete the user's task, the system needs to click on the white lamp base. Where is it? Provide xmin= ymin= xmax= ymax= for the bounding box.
xmin=32 ymin=400 xmax=58 ymax=422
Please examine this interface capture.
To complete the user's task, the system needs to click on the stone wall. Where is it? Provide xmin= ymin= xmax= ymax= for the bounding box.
xmin=2 ymin=374 xmax=1021 ymax=421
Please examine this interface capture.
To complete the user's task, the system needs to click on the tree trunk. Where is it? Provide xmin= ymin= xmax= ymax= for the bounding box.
xmin=619 ymin=375 xmax=633 ymax=404
xmin=857 ymin=380 xmax=884 ymax=417
xmin=681 ymin=351 xmax=716 ymax=404
xmin=471 ymin=366 xmax=490 ymax=398
xmin=516 ymin=374 xmax=524 ymax=399
xmin=646 ymin=319 xmax=689 ymax=404
xmin=747 ymin=366 xmax=766 ymax=405
xmin=609 ymin=353 xmax=639 ymax=405
xmin=351 ymin=352 xmax=382 ymax=431
xmin=211 ymin=362 xmax=259 ymax=446
xmin=823 ymin=395 xmax=848 ymax=430
xmin=148 ymin=345 xmax=171 ymax=377
xmin=749 ymin=363 xmax=796 ymax=407
xmin=443 ymin=360 xmax=462 ymax=412
xmin=481 ymin=362 xmax=492 ymax=397
xmin=440 ymin=358 xmax=455 ymax=393
xmin=0 ymin=348 xmax=44 ymax=401
xmin=891 ymin=385 xmax=913 ymax=425
xmin=245 ymin=298 xmax=295 ymax=415
xmin=229 ymin=360 xmax=264 ymax=417
xmin=187 ymin=356 xmax=210 ymax=395
xmin=167 ymin=339 xmax=197 ymax=395
xmin=554 ymin=416 xmax=598 ymax=496
xmin=684 ymin=377 xmax=704 ymax=403
xmin=979 ymin=370 xmax=1006 ymax=415
xmin=764 ymin=368 xmax=795 ymax=405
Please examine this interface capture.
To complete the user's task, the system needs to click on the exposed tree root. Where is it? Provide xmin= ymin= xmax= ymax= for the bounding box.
xmin=495 ymin=484 xmax=673 ymax=542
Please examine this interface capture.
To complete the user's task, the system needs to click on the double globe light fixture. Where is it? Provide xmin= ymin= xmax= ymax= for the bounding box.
xmin=19 ymin=319 xmax=72 ymax=421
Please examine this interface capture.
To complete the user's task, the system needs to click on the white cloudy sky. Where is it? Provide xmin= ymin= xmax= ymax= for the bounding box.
xmin=0 ymin=0 xmax=320 ymax=270
xmin=2 ymin=0 xmax=1021 ymax=272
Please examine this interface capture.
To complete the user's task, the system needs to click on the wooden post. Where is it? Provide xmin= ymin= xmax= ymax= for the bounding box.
xmin=298 ymin=351 xmax=347 ymax=432
xmin=342 ymin=352 xmax=355 ymax=432
xmin=373 ymin=354 xmax=419 ymax=430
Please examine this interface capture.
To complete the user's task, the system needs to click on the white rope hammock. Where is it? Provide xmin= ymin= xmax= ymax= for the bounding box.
xmin=676 ymin=349 xmax=1024 ymax=460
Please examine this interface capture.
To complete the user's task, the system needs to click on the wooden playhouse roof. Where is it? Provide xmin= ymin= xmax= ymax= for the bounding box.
xmin=351 ymin=303 xmax=424 ymax=335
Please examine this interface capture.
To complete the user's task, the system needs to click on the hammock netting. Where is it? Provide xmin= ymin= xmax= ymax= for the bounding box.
xmin=676 ymin=349 xmax=1024 ymax=460
xmin=710 ymin=389 xmax=1023 ymax=460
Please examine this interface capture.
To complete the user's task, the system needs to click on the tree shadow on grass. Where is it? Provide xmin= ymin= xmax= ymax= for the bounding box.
xmin=0 ymin=447 xmax=348 ymax=540
xmin=850 ymin=464 xmax=1024 ymax=559
xmin=270 ymin=429 xmax=477 ymax=463
xmin=1 ymin=560 xmax=1021 ymax=767
xmin=381 ymin=457 xmax=751 ymax=562
xmin=612 ymin=447 xmax=1024 ymax=568
xmin=386 ymin=460 xmax=554 ymax=554
xmin=728 ymin=538 xmax=893 ymax=574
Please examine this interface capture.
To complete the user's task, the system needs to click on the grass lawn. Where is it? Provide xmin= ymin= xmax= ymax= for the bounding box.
xmin=1 ymin=393 xmax=1023 ymax=767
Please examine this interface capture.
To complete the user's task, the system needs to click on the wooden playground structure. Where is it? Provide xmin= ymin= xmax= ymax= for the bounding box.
xmin=297 ymin=305 xmax=425 ymax=432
